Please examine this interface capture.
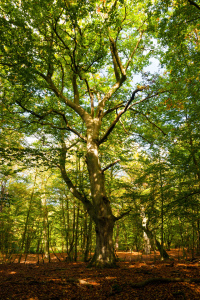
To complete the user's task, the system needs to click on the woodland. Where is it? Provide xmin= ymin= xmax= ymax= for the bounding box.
xmin=0 ymin=0 xmax=200 ymax=299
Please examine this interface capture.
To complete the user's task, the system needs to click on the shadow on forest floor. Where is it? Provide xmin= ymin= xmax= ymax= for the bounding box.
xmin=0 ymin=250 xmax=200 ymax=299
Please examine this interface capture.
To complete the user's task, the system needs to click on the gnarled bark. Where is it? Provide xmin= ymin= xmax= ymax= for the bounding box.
xmin=88 ymin=217 xmax=116 ymax=267
xmin=85 ymin=122 xmax=117 ymax=267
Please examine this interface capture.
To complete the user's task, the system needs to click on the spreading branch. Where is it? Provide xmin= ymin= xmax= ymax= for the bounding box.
xmin=99 ymin=88 xmax=144 ymax=144
xmin=119 ymin=117 xmax=129 ymax=134
xmin=110 ymin=38 xmax=121 ymax=82
xmin=125 ymin=30 xmax=144 ymax=71
xmin=37 ymin=71 xmax=89 ymax=121
xmin=114 ymin=208 xmax=132 ymax=221
xmin=37 ymin=121 xmax=87 ymax=142
xmin=96 ymin=76 xmax=126 ymax=119
xmin=130 ymin=108 xmax=167 ymax=136
xmin=72 ymin=74 xmax=80 ymax=105
xmin=84 ymin=78 xmax=94 ymax=118
xmin=102 ymin=102 xmax=125 ymax=117
xmin=16 ymin=98 xmax=52 ymax=121
xmin=187 ymin=0 xmax=200 ymax=10
xmin=109 ymin=37 xmax=126 ymax=77
xmin=16 ymin=99 xmax=87 ymax=142
xmin=102 ymin=159 xmax=120 ymax=173
xmin=59 ymin=141 xmax=96 ymax=221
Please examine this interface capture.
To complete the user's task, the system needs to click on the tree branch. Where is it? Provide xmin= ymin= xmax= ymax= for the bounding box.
xmin=72 ymin=73 xmax=80 ymax=105
xmin=125 ymin=30 xmax=144 ymax=71
xmin=84 ymin=78 xmax=94 ymax=118
xmin=16 ymin=100 xmax=44 ymax=119
xmin=37 ymin=121 xmax=87 ymax=142
xmin=114 ymin=208 xmax=132 ymax=221
xmin=187 ymin=0 xmax=200 ymax=10
xmin=102 ymin=102 xmax=124 ymax=118
xmin=102 ymin=159 xmax=120 ymax=173
xmin=109 ymin=36 xmax=126 ymax=77
xmin=110 ymin=38 xmax=121 ymax=82
xmin=37 ymin=71 xmax=89 ymax=122
xmin=96 ymin=76 xmax=126 ymax=119
xmin=130 ymin=108 xmax=167 ymax=136
xmin=16 ymin=99 xmax=87 ymax=142
xmin=60 ymin=62 xmax=65 ymax=94
xmin=59 ymin=140 xmax=97 ymax=221
xmin=99 ymin=88 xmax=144 ymax=144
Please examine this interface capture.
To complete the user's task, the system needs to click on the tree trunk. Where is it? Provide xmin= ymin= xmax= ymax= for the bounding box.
xmin=155 ymin=239 xmax=169 ymax=259
xmin=60 ymin=122 xmax=117 ymax=267
xmin=88 ymin=217 xmax=116 ymax=267
xmin=41 ymin=194 xmax=50 ymax=261
xmin=140 ymin=207 xmax=151 ymax=254
xmin=18 ymin=171 xmax=37 ymax=263
xmin=115 ymin=223 xmax=119 ymax=252
xmin=143 ymin=226 xmax=169 ymax=259
xmin=197 ymin=218 xmax=200 ymax=254
xmin=74 ymin=204 xmax=80 ymax=261
xmin=159 ymin=155 xmax=165 ymax=260
xmin=85 ymin=126 xmax=117 ymax=267
xmin=84 ymin=215 xmax=93 ymax=262
xmin=66 ymin=201 xmax=76 ymax=261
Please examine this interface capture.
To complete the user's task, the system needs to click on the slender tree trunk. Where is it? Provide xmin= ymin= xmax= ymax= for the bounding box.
xmin=40 ymin=173 xmax=50 ymax=262
xmin=66 ymin=196 xmax=70 ymax=253
xmin=41 ymin=193 xmax=50 ymax=260
xmin=197 ymin=218 xmax=200 ymax=254
xmin=82 ymin=212 xmax=87 ymax=253
xmin=18 ymin=171 xmax=37 ymax=263
xmin=66 ymin=201 xmax=76 ymax=261
xmin=159 ymin=155 xmax=165 ymax=260
xmin=140 ymin=207 xmax=151 ymax=254
xmin=61 ymin=195 xmax=69 ymax=253
xmin=115 ymin=223 xmax=119 ymax=252
xmin=142 ymin=226 xmax=169 ymax=259
xmin=74 ymin=204 xmax=80 ymax=261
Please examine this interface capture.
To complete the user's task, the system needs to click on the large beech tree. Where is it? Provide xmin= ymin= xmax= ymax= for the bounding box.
xmin=0 ymin=0 xmax=160 ymax=266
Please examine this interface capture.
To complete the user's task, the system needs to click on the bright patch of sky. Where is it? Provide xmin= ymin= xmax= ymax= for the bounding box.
xmin=131 ymin=57 xmax=161 ymax=86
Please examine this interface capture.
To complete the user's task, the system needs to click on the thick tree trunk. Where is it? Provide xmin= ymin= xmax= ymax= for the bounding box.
xmin=85 ymin=123 xmax=117 ymax=267
xmin=88 ymin=217 xmax=116 ymax=267
xmin=84 ymin=214 xmax=93 ymax=262
xmin=60 ymin=121 xmax=117 ymax=267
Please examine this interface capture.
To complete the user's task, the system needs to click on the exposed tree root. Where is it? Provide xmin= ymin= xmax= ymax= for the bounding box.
xmin=129 ymin=277 xmax=200 ymax=288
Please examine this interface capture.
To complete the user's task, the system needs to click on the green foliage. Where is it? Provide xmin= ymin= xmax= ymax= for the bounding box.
xmin=0 ymin=0 xmax=200 ymax=260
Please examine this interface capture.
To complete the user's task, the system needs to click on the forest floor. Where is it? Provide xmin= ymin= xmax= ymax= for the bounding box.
xmin=0 ymin=250 xmax=200 ymax=299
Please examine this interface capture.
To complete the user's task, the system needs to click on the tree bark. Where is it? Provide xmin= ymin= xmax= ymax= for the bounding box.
xmin=59 ymin=108 xmax=130 ymax=266
xmin=18 ymin=171 xmax=37 ymax=263
xmin=88 ymin=217 xmax=116 ymax=267
xmin=85 ymin=122 xmax=117 ymax=267
xmin=143 ymin=226 xmax=169 ymax=259
xmin=84 ymin=215 xmax=93 ymax=262
xmin=74 ymin=204 xmax=80 ymax=261
xmin=140 ymin=207 xmax=151 ymax=254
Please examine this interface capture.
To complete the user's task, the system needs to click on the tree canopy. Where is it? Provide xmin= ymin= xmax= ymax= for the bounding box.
xmin=0 ymin=0 xmax=200 ymax=267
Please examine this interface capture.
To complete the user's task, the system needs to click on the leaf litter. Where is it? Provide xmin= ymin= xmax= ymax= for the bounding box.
xmin=0 ymin=250 xmax=200 ymax=299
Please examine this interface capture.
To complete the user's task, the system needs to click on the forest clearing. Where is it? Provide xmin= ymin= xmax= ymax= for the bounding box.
xmin=1 ymin=250 xmax=200 ymax=299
